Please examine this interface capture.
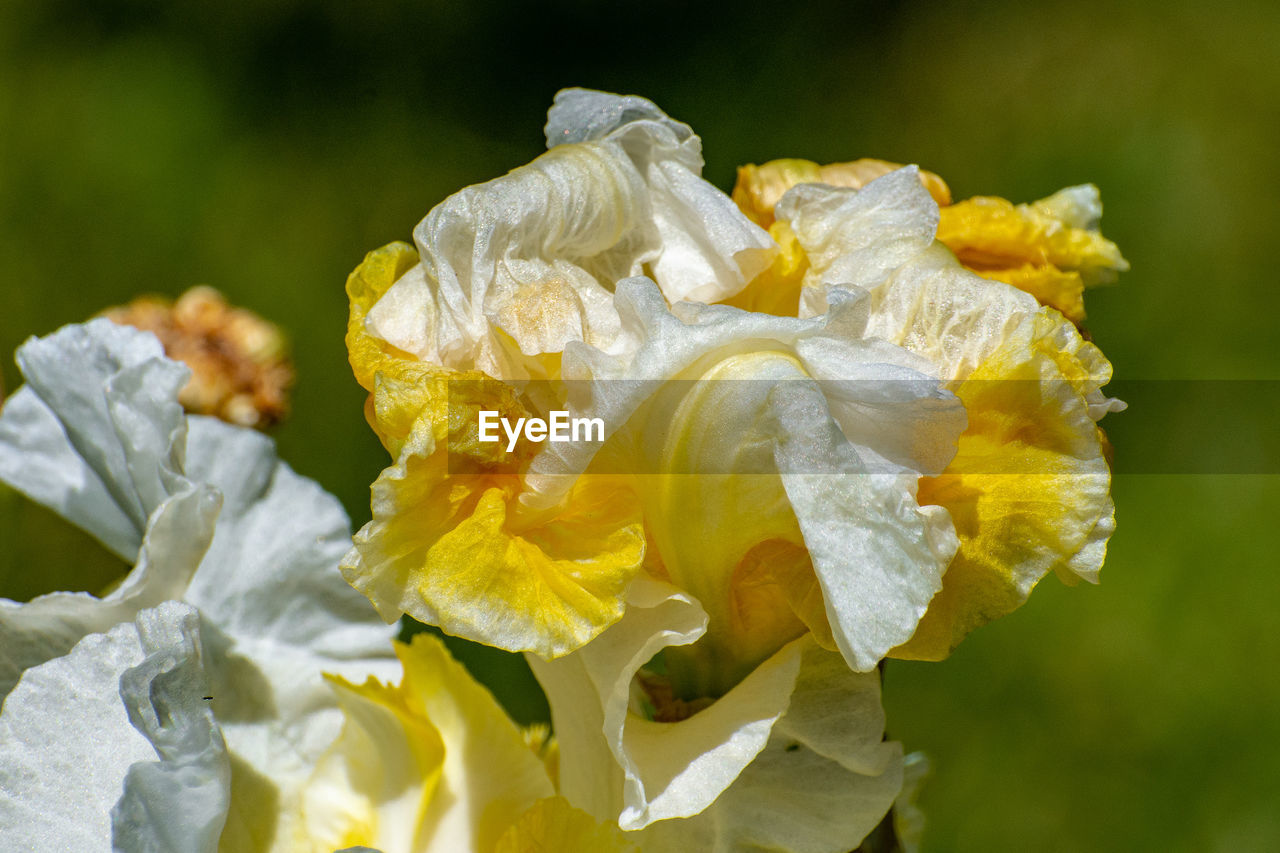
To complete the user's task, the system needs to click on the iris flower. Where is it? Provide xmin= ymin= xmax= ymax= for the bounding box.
xmin=338 ymin=88 xmax=1124 ymax=850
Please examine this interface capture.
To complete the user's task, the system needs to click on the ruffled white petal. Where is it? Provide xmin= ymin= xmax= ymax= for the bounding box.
xmin=0 ymin=321 xmax=399 ymax=848
xmin=111 ymin=601 xmax=230 ymax=853
xmin=364 ymin=90 xmax=773 ymax=380
xmin=769 ymin=381 xmax=959 ymax=671
xmin=777 ymin=170 xmax=1046 ymax=381
xmin=777 ymin=167 xmax=939 ymax=309
xmin=0 ymin=602 xmax=227 ymax=852
xmin=0 ymin=484 xmax=220 ymax=700
xmin=546 ymin=89 xmax=776 ymax=305
xmin=0 ymin=319 xmax=189 ymax=560
xmin=635 ymin=640 xmax=902 ymax=853
xmin=529 ymin=577 xmax=804 ymax=832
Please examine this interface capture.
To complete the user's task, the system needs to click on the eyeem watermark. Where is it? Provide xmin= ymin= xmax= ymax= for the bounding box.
xmin=478 ymin=410 xmax=605 ymax=452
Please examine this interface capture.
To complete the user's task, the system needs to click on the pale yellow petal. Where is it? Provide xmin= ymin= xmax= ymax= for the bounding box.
xmin=298 ymin=635 xmax=555 ymax=852
xmin=494 ymin=798 xmax=637 ymax=853
xmin=299 ymin=667 xmax=445 ymax=851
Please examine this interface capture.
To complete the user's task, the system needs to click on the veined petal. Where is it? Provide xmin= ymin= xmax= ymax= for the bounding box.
xmin=299 ymin=635 xmax=554 ymax=852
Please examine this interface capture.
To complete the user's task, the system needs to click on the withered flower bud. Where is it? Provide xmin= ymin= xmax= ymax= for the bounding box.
xmin=101 ymin=286 xmax=293 ymax=428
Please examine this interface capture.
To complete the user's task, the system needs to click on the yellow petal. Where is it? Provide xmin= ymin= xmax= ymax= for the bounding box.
xmin=343 ymin=428 xmax=646 ymax=658
xmin=893 ymin=314 xmax=1113 ymax=660
xmin=494 ymin=797 xmax=637 ymax=853
xmin=733 ymin=158 xmax=951 ymax=228
xmin=346 ymin=241 xmax=423 ymax=394
xmin=936 ymin=189 xmax=1128 ymax=322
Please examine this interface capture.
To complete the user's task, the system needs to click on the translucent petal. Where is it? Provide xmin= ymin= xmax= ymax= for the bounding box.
xmin=299 ymin=635 xmax=553 ymax=852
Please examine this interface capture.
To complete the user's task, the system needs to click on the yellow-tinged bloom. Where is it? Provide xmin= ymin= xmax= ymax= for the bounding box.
xmin=732 ymin=159 xmax=1128 ymax=325
xmin=773 ymin=169 xmax=1123 ymax=660
xmin=344 ymin=93 xmax=963 ymax=680
xmin=340 ymin=88 xmax=1124 ymax=851
xmin=342 ymin=244 xmax=647 ymax=659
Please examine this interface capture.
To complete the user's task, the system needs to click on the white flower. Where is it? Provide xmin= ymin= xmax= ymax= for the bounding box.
xmin=0 ymin=320 xmax=398 ymax=849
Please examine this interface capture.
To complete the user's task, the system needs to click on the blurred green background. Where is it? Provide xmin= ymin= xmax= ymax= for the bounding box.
xmin=2 ymin=1 xmax=1278 ymax=849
